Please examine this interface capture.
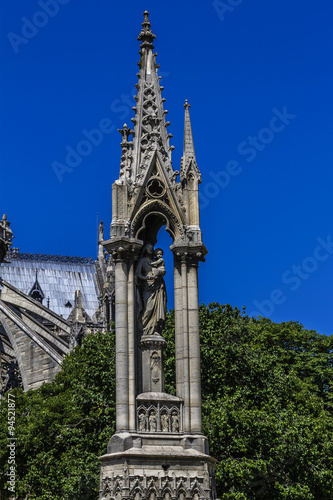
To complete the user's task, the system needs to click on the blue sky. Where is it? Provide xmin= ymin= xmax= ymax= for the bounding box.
xmin=1 ymin=0 xmax=333 ymax=335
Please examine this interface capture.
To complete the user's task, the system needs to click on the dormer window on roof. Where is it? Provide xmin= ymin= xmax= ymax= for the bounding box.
xmin=28 ymin=271 xmax=45 ymax=304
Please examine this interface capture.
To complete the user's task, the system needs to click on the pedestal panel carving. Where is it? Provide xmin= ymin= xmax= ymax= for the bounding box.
xmin=100 ymin=459 xmax=216 ymax=500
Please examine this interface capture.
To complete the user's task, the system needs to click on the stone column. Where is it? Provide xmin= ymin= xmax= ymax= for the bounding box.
xmin=174 ymin=255 xmax=184 ymax=401
xmin=114 ymin=252 xmax=129 ymax=431
xmin=188 ymin=259 xmax=202 ymax=433
xmin=181 ymin=253 xmax=190 ymax=432
xmin=127 ymin=259 xmax=136 ymax=431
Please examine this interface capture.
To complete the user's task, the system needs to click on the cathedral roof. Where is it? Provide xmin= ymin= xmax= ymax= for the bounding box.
xmin=1 ymin=251 xmax=99 ymax=319
xmin=6 ymin=251 xmax=94 ymax=264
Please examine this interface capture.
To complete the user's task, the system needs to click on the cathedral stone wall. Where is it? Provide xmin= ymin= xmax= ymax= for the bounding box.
xmin=14 ymin=327 xmax=60 ymax=391
xmin=1 ymin=307 xmax=61 ymax=391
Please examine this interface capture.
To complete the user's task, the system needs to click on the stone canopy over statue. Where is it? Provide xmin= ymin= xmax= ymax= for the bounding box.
xmin=100 ymin=11 xmax=216 ymax=500
xmin=135 ymin=243 xmax=167 ymax=336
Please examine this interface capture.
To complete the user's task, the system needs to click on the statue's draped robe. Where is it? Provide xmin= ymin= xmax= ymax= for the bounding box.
xmin=136 ymin=256 xmax=167 ymax=336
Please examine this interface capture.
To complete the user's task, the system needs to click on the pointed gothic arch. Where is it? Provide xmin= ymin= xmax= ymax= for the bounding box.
xmin=131 ymin=203 xmax=185 ymax=245
xmin=133 ymin=209 xmax=172 ymax=244
xmin=162 ymin=487 xmax=172 ymax=500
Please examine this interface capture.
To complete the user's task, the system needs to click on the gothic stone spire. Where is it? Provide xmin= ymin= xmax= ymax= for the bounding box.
xmin=119 ymin=11 xmax=174 ymax=187
xmin=110 ymin=11 xmax=185 ymax=242
xmin=108 ymin=12 xmax=206 ymax=246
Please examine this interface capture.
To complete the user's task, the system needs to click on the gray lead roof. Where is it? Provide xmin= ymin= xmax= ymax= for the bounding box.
xmin=1 ymin=252 xmax=99 ymax=319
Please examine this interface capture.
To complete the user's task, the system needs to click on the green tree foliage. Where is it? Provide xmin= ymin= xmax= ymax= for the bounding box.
xmin=0 ymin=330 xmax=116 ymax=499
xmin=200 ymin=304 xmax=333 ymax=499
xmin=1 ymin=305 xmax=333 ymax=499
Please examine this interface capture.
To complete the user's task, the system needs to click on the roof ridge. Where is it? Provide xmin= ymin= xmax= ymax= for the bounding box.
xmin=5 ymin=251 xmax=94 ymax=264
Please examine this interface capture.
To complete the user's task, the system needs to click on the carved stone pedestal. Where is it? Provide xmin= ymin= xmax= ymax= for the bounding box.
xmin=100 ymin=389 xmax=217 ymax=499
xmin=99 ymin=442 xmax=216 ymax=500
xmin=139 ymin=335 xmax=167 ymax=393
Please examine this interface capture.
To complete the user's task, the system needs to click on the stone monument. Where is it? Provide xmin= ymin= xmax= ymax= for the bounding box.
xmin=99 ymin=12 xmax=216 ymax=499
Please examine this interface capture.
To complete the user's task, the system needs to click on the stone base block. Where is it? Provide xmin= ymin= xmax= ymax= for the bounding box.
xmin=99 ymin=445 xmax=217 ymax=500
xmin=107 ymin=429 xmax=209 ymax=456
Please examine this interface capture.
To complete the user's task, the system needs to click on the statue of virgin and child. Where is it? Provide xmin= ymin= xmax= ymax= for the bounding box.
xmin=135 ymin=243 xmax=167 ymax=337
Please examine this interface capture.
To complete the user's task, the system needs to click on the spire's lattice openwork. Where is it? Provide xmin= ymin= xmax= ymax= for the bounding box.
xmin=116 ymin=11 xmax=174 ymax=194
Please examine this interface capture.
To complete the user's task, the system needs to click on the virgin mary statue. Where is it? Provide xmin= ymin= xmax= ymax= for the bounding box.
xmin=135 ymin=243 xmax=167 ymax=336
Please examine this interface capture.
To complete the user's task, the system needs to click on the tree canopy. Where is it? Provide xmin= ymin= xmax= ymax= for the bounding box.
xmin=1 ymin=304 xmax=333 ymax=499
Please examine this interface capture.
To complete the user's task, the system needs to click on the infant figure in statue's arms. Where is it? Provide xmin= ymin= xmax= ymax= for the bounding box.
xmin=149 ymin=248 xmax=166 ymax=278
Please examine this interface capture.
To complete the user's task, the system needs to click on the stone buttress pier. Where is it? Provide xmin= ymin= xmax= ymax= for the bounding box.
xmin=99 ymin=12 xmax=217 ymax=500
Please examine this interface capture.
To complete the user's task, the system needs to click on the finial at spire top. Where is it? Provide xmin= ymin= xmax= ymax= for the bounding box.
xmin=184 ymin=99 xmax=191 ymax=109
xmin=138 ymin=10 xmax=156 ymax=48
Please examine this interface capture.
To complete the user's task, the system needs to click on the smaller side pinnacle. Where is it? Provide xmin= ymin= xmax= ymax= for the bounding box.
xmin=183 ymin=100 xmax=196 ymax=158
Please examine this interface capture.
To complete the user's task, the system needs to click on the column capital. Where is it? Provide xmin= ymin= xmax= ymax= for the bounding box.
xmin=170 ymin=242 xmax=207 ymax=263
xmin=102 ymin=237 xmax=143 ymax=262
xmin=139 ymin=334 xmax=168 ymax=350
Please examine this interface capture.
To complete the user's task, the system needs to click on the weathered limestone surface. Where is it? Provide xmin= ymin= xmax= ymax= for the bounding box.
xmin=0 ymin=307 xmax=61 ymax=391
xmin=0 ymin=214 xmax=13 ymax=264
xmin=1 ymin=281 xmax=71 ymax=334
xmin=100 ymin=451 xmax=215 ymax=500
xmin=100 ymin=11 xmax=215 ymax=500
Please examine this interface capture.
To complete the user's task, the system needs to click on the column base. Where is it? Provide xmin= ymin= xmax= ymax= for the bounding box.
xmin=107 ymin=430 xmax=209 ymax=456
